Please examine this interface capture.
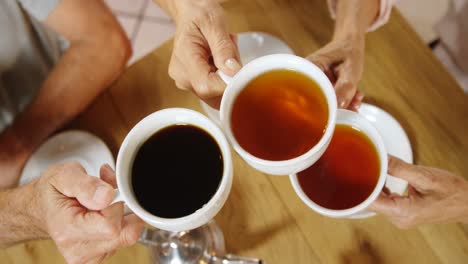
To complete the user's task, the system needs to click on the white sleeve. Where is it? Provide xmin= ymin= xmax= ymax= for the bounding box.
xmin=18 ymin=0 xmax=61 ymax=21
xmin=326 ymin=0 xmax=396 ymax=32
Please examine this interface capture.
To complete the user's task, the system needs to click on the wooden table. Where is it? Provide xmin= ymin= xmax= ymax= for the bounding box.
xmin=3 ymin=0 xmax=468 ymax=263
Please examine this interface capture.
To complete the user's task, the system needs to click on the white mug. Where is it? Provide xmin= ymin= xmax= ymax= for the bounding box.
xmin=289 ymin=109 xmax=401 ymax=218
xmin=112 ymin=108 xmax=233 ymax=231
xmin=212 ymin=54 xmax=338 ymax=175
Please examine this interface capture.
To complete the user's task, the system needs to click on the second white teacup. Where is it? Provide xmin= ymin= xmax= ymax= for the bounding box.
xmin=290 ymin=109 xmax=403 ymax=218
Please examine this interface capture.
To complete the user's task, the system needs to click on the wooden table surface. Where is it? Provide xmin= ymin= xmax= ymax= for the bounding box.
xmin=3 ymin=0 xmax=468 ymax=263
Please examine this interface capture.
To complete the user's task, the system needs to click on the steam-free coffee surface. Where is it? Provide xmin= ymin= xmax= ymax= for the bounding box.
xmin=131 ymin=125 xmax=223 ymax=218
xmin=298 ymin=125 xmax=380 ymax=210
xmin=231 ymin=69 xmax=328 ymax=161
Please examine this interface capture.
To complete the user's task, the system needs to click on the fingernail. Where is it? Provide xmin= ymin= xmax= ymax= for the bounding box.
xmin=103 ymin=164 xmax=113 ymax=172
xmin=225 ymin=58 xmax=241 ymax=72
xmin=338 ymin=99 xmax=347 ymax=108
xmin=93 ymin=185 xmax=111 ymax=203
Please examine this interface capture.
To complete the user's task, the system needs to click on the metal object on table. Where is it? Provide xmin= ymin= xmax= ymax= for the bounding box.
xmin=139 ymin=221 xmax=263 ymax=264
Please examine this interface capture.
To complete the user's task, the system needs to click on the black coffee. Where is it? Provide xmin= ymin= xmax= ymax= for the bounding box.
xmin=131 ymin=125 xmax=223 ymax=218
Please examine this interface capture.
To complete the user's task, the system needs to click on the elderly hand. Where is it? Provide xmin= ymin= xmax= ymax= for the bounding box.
xmin=369 ymin=156 xmax=468 ymax=229
xmin=167 ymin=0 xmax=241 ymax=108
xmin=29 ymin=163 xmax=144 ymax=264
xmin=307 ymin=35 xmax=365 ymax=111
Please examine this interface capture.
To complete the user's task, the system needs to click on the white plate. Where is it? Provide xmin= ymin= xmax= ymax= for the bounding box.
xmin=201 ymin=32 xmax=295 ymax=125
xmin=20 ymin=130 xmax=115 ymax=185
xmin=350 ymin=103 xmax=413 ymax=219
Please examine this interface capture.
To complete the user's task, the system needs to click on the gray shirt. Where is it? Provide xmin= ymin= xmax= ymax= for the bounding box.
xmin=0 ymin=0 xmax=67 ymax=132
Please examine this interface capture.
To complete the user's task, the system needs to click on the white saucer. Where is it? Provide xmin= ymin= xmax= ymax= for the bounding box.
xmin=350 ymin=103 xmax=413 ymax=219
xmin=20 ymin=130 xmax=115 ymax=185
xmin=201 ymin=32 xmax=295 ymax=125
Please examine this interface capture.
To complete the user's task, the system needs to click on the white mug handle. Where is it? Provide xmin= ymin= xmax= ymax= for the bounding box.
xmin=200 ymin=71 xmax=234 ymax=125
xmin=217 ymin=70 xmax=233 ymax=85
xmin=385 ymin=174 xmax=408 ymax=195
xmin=111 ymin=189 xmax=133 ymax=214
xmin=111 ymin=189 xmax=124 ymax=204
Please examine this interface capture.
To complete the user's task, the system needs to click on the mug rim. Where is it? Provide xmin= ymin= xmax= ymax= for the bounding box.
xmin=116 ymin=108 xmax=233 ymax=231
xmin=289 ymin=109 xmax=388 ymax=217
xmin=220 ymin=54 xmax=337 ymax=171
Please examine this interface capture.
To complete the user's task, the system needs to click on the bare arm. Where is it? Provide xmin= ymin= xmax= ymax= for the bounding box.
xmin=0 ymin=184 xmax=45 ymax=247
xmin=333 ymin=0 xmax=380 ymax=38
xmin=307 ymin=0 xmax=379 ymax=110
xmin=0 ymin=0 xmax=131 ymax=189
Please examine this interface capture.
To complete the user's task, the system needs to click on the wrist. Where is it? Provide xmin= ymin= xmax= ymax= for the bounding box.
xmin=0 ymin=183 xmax=48 ymax=247
xmin=332 ymin=29 xmax=365 ymax=44
xmin=21 ymin=181 xmax=48 ymax=239
xmin=171 ymin=0 xmax=219 ymax=24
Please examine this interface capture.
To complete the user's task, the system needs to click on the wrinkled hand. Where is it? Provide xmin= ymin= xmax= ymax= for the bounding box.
xmin=369 ymin=156 xmax=468 ymax=229
xmin=307 ymin=36 xmax=365 ymax=111
xmin=168 ymin=0 xmax=241 ymax=108
xmin=30 ymin=163 xmax=144 ymax=264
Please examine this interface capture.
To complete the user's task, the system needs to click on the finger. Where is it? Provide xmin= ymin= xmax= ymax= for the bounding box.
xmin=200 ymin=13 xmax=241 ymax=76
xmin=100 ymin=164 xmax=117 ymax=188
xmin=306 ymin=44 xmax=346 ymax=72
xmin=118 ymin=214 xmax=145 ymax=247
xmin=230 ymin=33 xmax=238 ymax=46
xmin=50 ymin=163 xmax=114 ymax=210
xmin=180 ymin=40 xmax=226 ymax=100
xmin=204 ymin=95 xmax=223 ymax=109
xmin=169 ymin=56 xmax=193 ymax=92
xmin=349 ymin=90 xmax=364 ymax=111
xmin=368 ymin=193 xmax=405 ymax=216
xmin=387 ymin=155 xmax=437 ymax=190
xmin=175 ymin=81 xmax=192 ymax=91
xmin=334 ymin=77 xmax=357 ymax=109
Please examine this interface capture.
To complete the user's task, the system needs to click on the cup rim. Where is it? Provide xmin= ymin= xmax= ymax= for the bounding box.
xmin=116 ymin=108 xmax=233 ymax=231
xmin=289 ymin=109 xmax=388 ymax=217
xmin=220 ymin=54 xmax=337 ymax=170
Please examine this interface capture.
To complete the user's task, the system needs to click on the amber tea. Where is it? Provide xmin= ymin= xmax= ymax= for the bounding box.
xmin=230 ymin=69 xmax=329 ymax=161
xmin=297 ymin=124 xmax=380 ymax=210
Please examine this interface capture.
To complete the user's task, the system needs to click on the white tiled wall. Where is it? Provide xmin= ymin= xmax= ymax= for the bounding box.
xmin=105 ymin=0 xmax=175 ymax=65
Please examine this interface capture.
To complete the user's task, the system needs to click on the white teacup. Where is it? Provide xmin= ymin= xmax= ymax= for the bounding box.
xmin=290 ymin=109 xmax=399 ymax=218
xmin=112 ymin=108 xmax=233 ymax=231
xmin=211 ymin=54 xmax=338 ymax=175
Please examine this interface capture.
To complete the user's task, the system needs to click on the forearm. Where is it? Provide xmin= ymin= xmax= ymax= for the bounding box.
xmin=153 ymin=0 xmax=177 ymax=19
xmin=0 ymin=36 xmax=129 ymax=187
xmin=6 ymin=40 xmax=126 ymax=149
xmin=333 ymin=0 xmax=380 ymax=39
xmin=153 ymin=0 xmax=223 ymax=22
xmin=0 ymin=183 xmax=45 ymax=248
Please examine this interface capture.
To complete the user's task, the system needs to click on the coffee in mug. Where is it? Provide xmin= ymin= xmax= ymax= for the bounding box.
xmin=131 ymin=124 xmax=223 ymax=218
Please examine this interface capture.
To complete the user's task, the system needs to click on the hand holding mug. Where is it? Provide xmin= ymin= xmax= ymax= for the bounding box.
xmin=369 ymin=156 xmax=468 ymax=228
xmin=29 ymin=162 xmax=144 ymax=264
xmin=306 ymin=36 xmax=365 ymax=111
xmin=166 ymin=0 xmax=241 ymax=108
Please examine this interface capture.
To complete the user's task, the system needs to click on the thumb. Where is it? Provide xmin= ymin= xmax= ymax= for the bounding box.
xmin=50 ymin=163 xmax=114 ymax=210
xmin=201 ymin=21 xmax=241 ymax=76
